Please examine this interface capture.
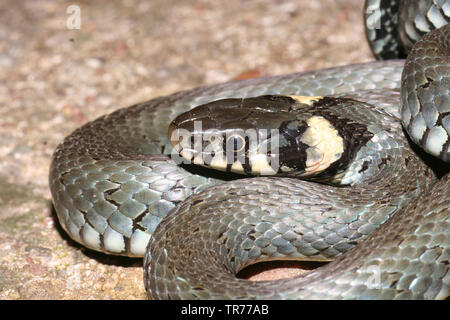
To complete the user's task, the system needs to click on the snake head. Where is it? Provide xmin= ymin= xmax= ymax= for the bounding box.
xmin=168 ymin=95 xmax=358 ymax=177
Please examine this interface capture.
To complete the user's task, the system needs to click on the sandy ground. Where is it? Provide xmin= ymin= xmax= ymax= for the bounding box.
xmin=0 ymin=0 xmax=374 ymax=299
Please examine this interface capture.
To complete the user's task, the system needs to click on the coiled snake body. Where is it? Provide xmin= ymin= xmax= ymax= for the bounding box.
xmin=49 ymin=0 xmax=449 ymax=299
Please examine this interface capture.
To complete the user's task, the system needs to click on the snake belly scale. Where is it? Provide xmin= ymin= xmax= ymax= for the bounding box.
xmin=49 ymin=0 xmax=450 ymax=299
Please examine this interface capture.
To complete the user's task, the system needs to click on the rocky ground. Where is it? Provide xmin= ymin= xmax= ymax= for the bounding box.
xmin=0 ymin=0 xmax=374 ymax=299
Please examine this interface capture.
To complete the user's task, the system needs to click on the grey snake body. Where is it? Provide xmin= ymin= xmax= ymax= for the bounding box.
xmin=49 ymin=0 xmax=450 ymax=299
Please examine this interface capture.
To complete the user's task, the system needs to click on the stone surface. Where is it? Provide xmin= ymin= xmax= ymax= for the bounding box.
xmin=0 ymin=0 xmax=373 ymax=299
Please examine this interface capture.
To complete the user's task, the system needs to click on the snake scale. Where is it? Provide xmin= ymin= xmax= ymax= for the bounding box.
xmin=49 ymin=0 xmax=449 ymax=299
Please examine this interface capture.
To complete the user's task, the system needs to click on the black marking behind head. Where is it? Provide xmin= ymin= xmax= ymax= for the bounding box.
xmin=277 ymin=119 xmax=309 ymax=173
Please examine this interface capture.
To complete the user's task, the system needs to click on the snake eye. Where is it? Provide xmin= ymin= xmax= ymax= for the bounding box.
xmin=226 ymin=134 xmax=246 ymax=153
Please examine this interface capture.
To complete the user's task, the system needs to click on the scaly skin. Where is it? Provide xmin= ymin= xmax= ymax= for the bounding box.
xmin=49 ymin=2 xmax=449 ymax=299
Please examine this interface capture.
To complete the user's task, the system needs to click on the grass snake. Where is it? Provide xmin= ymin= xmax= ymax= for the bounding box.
xmin=49 ymin=0 xmax=449 ymax=299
